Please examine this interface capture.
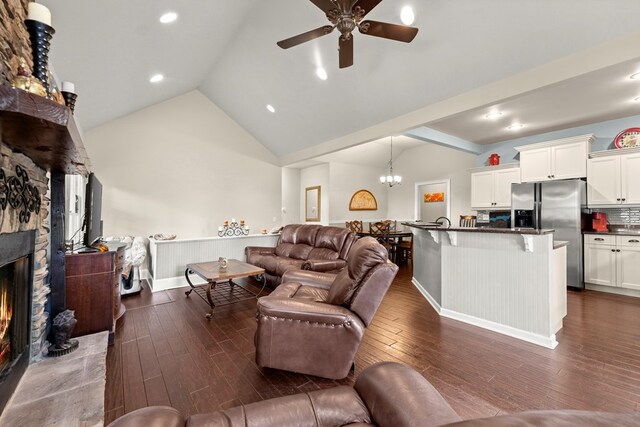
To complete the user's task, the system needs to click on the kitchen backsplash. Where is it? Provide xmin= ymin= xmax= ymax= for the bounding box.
xmin=597 ymin=208 xmax=640 ymax=225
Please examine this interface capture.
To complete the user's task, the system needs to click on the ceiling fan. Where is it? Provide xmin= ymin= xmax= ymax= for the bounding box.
xmin=277 ymin=0 xmax=419 ymax=68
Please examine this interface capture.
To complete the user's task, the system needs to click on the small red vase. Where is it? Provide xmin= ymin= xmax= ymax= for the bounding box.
xmin=488 ymin=153 xmax=500 ymax=166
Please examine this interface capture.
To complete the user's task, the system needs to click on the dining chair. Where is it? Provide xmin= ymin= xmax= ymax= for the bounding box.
xmin=346 ymin=220 xmax=363 ymax=234
xmin=397 ymin=233 xmax=413 ymax=264
xmin=369 ymin=221 xmax=388 ymax=235
xmin=459 ymin=215 xmax=477 ymax=227
xmin=382 ymin=219 xmax=397 ymax=232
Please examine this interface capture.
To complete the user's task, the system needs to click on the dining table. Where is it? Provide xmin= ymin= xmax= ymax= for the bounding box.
xmin=356 ymin=230 xmax=413 ymax=264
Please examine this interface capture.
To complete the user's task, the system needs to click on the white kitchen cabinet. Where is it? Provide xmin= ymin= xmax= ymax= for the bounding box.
xmin=470 ymin=166 xmax=520 ymax=209
xmin=516 ymin=134 xmax=593 ymax=183
xmin=587 ymin=150 xmax=640 ymax=207
xmin=584 ymin=234 xmax=640 ymax=291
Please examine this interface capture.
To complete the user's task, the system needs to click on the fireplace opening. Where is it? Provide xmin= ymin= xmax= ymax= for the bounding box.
xmin=0 ymin=231 xmax=35 ymax=415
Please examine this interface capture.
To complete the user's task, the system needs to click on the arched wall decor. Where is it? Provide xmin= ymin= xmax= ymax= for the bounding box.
xmin=349 ymin=189 xmax=378 ymax=211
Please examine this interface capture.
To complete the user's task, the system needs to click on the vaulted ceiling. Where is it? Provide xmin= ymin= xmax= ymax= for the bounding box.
xmin=41 ymin=0 xmax=640 ymax=161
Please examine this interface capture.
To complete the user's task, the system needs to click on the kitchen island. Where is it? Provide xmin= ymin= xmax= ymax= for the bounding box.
xmin=404 ymin=223 xmax=567 ymax=348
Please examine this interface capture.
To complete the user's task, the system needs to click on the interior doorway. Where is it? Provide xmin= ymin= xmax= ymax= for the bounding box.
xmin=414 ymin=179 xmax=450 ymax=222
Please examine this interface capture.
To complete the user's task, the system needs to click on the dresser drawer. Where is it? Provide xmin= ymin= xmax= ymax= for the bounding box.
xmin=584 ymin=234 xmax=614 ymax=246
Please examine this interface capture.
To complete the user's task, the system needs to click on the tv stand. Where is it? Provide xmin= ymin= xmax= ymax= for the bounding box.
xmin=65 ymin=243 xmax=126 ymax=344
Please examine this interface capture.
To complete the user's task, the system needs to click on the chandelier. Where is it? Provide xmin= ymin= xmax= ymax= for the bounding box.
xmin=380 ymin=136 xmax=402 ymax=187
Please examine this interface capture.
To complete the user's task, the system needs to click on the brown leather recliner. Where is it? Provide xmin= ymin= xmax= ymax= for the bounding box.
xmin=107 ymin=361 xmax=640 ymax=427
xmin=255 ymin=237 xmax=398 ymax=379
xmin=245 ymin=224 xmax=356 ymax=287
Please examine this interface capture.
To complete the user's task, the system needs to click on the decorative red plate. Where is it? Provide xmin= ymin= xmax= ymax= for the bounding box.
xmin=614 ymin=127 xmax=640 ymax=149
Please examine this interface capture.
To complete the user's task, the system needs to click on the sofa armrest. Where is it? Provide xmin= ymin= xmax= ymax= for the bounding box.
xmin=303 ymin=259 xmax=347 ymax=273
xmin=257 ymin=297 xmax=363 ymax=328
xmin=106 ymin=406 xmax=185 ymax=427
xmin=281 ymin=269 xmax=336 ymax=290
xmin=354 ymin=362 xmax=460 ymax=427
xmin=245 ymin=246 xmax=276 ymax=258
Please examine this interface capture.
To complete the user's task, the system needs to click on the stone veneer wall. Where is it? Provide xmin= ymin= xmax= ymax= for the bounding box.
xmin=0 ymin=144 xmax=50 ymax=359
xmin=0 ymin=0 xmax=31 ymax=85
xmin=1 ymin=0 xmax=50 ymax=359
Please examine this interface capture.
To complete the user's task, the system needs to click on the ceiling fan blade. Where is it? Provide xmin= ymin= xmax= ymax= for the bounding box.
xmin=339 ymin=36 xmax=354 ymax=68
xmin=353 ymin=0 xmax=383 ymax=17
xmin=358 ymin=20 xmax=418 ymax=43
xmin=277 ymin=25 xmax=334 ymax=49
xmin=310 ymin=0 xmax=338 ymax=14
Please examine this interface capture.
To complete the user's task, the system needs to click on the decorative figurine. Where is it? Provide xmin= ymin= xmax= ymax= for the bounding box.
xmin=218 ymin=257 xmax=228 ymax=272
xmin=11 ymin=58 xmax=46 ymax=97
xmin=47 ymin=309 xmax=79 ymax=357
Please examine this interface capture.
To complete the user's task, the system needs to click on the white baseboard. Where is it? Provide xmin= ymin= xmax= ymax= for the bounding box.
xmin=148 ymin=275 xmax=189 ymax=292
xmin=439 ymin=308 xmax=558 ymax=349
xmin=411 ymin=277 xmax=441 ymax=313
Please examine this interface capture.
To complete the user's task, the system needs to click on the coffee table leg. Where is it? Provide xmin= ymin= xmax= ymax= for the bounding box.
xmin=184 ymin=268 xmax=196 ymax=296
xmin=205 ymin=280 xmax=216 ymax=319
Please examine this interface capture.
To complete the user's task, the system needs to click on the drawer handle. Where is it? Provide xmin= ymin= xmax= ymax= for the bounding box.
xmin=594 ymin=238 xmax=605 ymax=241
xmin=611 ymin=249 xmax=616 ymax=252
xmin=617 ymin=249 xmax=621 ymax=252
xmin=629 ymin=239 xmax=639 ymax=243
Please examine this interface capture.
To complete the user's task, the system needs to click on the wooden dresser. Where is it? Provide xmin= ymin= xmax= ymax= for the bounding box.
xmin=65 ymin=243 xmax=126 ymax=342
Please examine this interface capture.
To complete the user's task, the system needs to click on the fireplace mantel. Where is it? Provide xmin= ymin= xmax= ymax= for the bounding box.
xmin=0 ymin=85 xmax=90 ymax=176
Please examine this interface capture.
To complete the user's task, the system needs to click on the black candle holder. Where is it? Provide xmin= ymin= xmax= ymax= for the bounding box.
xmin=25 ymin=19 xmax=55 ymax=95
xmin=61 ymin=91 xmax=77 ymax=113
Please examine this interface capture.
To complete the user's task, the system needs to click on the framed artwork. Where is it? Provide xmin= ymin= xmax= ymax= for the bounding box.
xmin=349 ymin=189 xmax=378 ymax=211
xmin=424 ymin=192 xmax=445 ymax=203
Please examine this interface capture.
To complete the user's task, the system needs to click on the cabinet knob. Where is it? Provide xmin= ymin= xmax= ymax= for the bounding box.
xmin=622 ymin=198 xmax=626 ymax=202
xmin=617 ymin=198 xmax=621 ymax=201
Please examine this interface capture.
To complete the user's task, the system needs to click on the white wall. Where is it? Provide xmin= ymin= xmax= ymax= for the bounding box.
xmin=84 ymin=90 xmax=282 ymax=239
xmin=328 ymin=162 xmax=387 ymax=222
xmin=300 ymin=164 xmax=330 ymax=225
xmin=281 ymin=167 xmax=300 ymax=226
xmin=386 ymin=143 xmax=477 ymax=223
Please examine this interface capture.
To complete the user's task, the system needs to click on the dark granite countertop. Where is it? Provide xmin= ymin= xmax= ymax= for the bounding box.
xmin=584 ymin=229 xmax=640 ymax=237
xmin=553 ymin=240 xmax=569 ymax=249
xmin=402 ymin=222 xmax=554 ymax=235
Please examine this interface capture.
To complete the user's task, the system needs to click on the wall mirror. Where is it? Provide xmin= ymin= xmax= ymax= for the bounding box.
xmin=305 ymin=186 xmax=321 ymax=222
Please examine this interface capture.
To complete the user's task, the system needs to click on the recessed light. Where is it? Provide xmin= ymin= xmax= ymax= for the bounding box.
xmin=316 ymin=67 xmax=328 ymax=80
xmin=634 ymin=96 xmax=640 ymax=102
xmin=160 ymin=12 xmax=177 ymax=24
xmin=485 ymin=111 xmax=503 ymax=120
xmin=266 ymin=104 xmax=276 ymax=113
xmin=507 ymin=123 xmax=525 ymax=131
xmin=630 ymin=72 xmax=640 ymax=80
xmin=400 ymin=6 xmax=415 ymax=25
xmin=149 ymin=74 xmax=164 ymax=83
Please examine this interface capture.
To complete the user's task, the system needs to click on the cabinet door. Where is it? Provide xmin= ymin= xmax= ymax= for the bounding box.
xmin=551 ymin=141 xmax=587 ymax=179
xmin=493 ymin=168 xmax=520 ymax=207
xmin=520 ymin=148 xmax=551 ymax=182
xmin=471 ymin=171 xmax=494 ymax=209
xmin=617 ymin=246 xmax=640 ymax=290
xmin=587 ymin=157 xmax=620 ymax=206
xmin=584 ymin=244 xmax=616 ymax=287
xmin=620 ymin=153 xmax=640 ymax=204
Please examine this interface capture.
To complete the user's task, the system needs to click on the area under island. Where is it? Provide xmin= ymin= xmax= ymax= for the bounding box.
xmin=403 ymin=223 xmax=568 ymax=349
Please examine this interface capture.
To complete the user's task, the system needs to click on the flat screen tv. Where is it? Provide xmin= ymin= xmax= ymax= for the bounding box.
xmin=83 ymin=173 xmax=103 ymax=247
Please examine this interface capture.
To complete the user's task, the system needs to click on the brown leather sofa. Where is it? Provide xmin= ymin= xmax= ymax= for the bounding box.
xmin=107 ymin=361 xmax=640 ymax=427
xmin=245 ymin=224 xmax=356 ymax=287
xmin=254 ymin=236 xmax=398 ymax=379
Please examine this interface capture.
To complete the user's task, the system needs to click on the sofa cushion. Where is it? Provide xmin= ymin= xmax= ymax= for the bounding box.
xmin=326 ymin=237 xmax=388 ymax=306
xmin=288 ymin=243 xmax=314 ymax=260
xmin=307 ymin=247 xmax=340 ymax=261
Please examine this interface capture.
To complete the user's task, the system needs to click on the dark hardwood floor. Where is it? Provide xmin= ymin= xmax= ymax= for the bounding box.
xmin=104 ymin=265 xmax=640 ymax=424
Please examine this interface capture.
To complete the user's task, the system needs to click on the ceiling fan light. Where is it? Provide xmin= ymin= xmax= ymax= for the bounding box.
xmin=400 ymin=6 xmax=415 ymax=25
xmin=630 ymin=72 xmax=640 ymax=80
xmin=316 ymin=67 xmax=328 ymax=80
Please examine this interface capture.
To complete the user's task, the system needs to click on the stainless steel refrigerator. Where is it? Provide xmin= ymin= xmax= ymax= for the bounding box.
xmin=511 ymin=180 xmax=586 ymax=289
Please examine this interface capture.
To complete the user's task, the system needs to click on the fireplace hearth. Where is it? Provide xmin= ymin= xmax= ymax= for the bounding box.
xmin=0 ymin=231 xmax=35 ymax=415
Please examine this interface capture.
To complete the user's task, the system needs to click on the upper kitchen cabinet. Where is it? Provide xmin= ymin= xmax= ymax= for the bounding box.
xmin=515 ymin=134 xmax=595 ymax=183
xmin=587 ymin=148 xmax=640 ymax=207
xmin=470 ymin=164 xmax=521 ymax=209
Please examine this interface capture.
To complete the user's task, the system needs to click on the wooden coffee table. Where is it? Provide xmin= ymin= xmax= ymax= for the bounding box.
xmin=184 ymin=259 xmax=266 ymax=319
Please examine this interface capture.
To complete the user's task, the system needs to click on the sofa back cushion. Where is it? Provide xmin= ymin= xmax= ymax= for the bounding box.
xmin=326 ymin=237 xmax=388 ymax=306
xmin=276 ymin=224 xmax=321 ymax=259
xmin=307 ymin=227 xmax=354 ymax=261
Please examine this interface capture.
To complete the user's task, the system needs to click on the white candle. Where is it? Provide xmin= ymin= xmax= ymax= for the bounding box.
xmin=231 ymin=218 xmax=236 ymax=223
xmin=27 ymin=3 xmax=51 ymax=26
xmin=218 ymin=226 xmax=223 ymax=231
xmin=61 ymin=81 xmax=75 ymax=93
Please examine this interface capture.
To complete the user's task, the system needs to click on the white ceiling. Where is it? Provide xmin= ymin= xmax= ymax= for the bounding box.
xmin=41 ymin=0 xmax=640 ymax=159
